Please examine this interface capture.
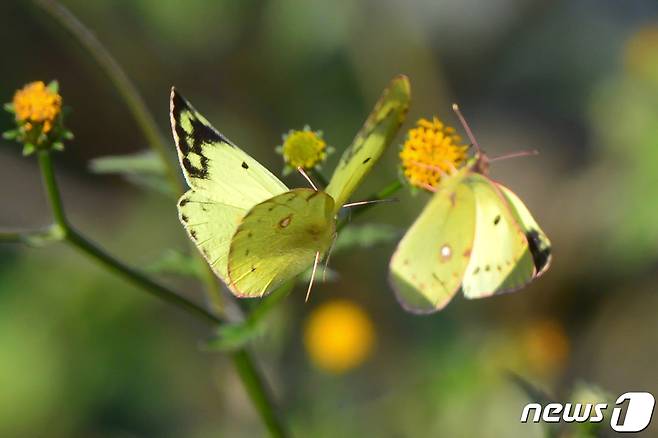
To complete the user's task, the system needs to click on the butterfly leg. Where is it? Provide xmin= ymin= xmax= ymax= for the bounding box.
xmin=305 ymin=251 xmax=321 ymax=302
xmin=297 ymin=167 xmax=318 ymax=191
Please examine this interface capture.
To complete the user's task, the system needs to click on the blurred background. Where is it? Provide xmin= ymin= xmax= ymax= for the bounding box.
xmin=1 ymin=0 xmax=657 ymax=437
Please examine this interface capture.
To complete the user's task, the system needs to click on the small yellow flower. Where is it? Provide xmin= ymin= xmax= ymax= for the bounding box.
xmin=278 ymin=127 xmax=328 ymax=172
xmin=13 ymin=81 xmax=62 ymax=134
xmin=521 ymin=319 xmax=570 ymax=377
xmin=399 ymin=117 xmax=469 ymax=190
xmin=304 ymin=299 xmax=375 ymax=374
xmin=624 ymin=24 xmax=658 ymax=83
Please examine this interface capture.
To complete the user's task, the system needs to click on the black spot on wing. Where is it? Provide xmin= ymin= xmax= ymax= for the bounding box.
xmin=526 ymin=230 xmax=551 ymax=273
xmin=179 ymin=198 xmax=188 ymax=207
xmin=493 ymin=215 xmax=501 ymax=225
xmin=172 ymin=90 xmax=234 ymax=179
xmin=242 ymin=161 xmax=249 ymax=169
xmin=362 ymin=157 xmax=371 ymax=164
xmin=182 ymin=156 xmax=208 ymax=179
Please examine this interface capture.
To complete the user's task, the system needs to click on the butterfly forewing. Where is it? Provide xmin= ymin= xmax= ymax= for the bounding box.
xmin=227 ymin=188 xmax=336 ymax=297
xmin=497 ymin=184 xmax=552 ymax=276
xmin=461 ymin=174 xmax=535 ymax=298
xmin=171 ymin=89 xmax=289 ymax=287
xmin=389 ymin=175 xmax=476 ymax=313
xmin=170 ymin=89 xmax=287 ymax=205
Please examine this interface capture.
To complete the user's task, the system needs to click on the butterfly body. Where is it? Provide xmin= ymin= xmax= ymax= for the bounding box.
xmin=390 ymin=152 xmax=551 ymax=313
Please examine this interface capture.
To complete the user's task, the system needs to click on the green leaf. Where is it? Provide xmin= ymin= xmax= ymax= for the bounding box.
xmin=334 ymin=223 xmax=400 ymax=253
xmin=22 ymin=143 xmax=36 ymax=156
xmin=46 ymin=80 xmax=59 ymax=93
xmin=3 ymin=103 xmax=14 ymax=113
xmin=51 ymin=142 xmax=65 ymax=151
xmin=145 ymin=249 xmax=201 ymax=278
xmin=2 ymin=130 xmax=18 ymax=140
xmin=89 ymin=151 xmax=173 ymax=196
xmin=204 ymin=322 xmax=262 ymax=352
xmin=204 ymin=281 xmax=293 ymax=352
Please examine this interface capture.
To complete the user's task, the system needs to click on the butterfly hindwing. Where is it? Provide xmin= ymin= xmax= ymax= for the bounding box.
xmin=389 ymin=173 xmax=476 ymax=312
xmin=325 ymin=75 xmax=410 ymax=210
xmin=171 ymin=89 xmax=288 ymax=286
xmin=461 ymin=174 xmax=536 ymax=299
xmin=227 ymin=188 xmax=336 ymax=297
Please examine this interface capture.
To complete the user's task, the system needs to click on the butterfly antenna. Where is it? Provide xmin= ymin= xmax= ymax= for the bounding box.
xmin=305 ymin=251 xmax=321 ymax=302
xmin=297 ymin=167 xmax=318 ymax=191
xmin=452 ymin=104 xmax=481 ymax=154
xmin=488 ymin=149 xmax=539 ymax=162
xmin=342 ymin=198 xmax=398 ymax=208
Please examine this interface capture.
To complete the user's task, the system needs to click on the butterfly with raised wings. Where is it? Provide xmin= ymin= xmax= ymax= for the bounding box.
xmin=171 ymin=76 xmax=410 ymax=298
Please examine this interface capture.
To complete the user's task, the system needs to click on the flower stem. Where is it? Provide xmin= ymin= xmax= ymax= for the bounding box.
xmin=35 ymin=151 xmax=288 ymax=437
xmin=232 ymin=350 xmax=287 ymax=438
xmin=30 ymin=0 xmax=226 ymax=313
xmin=32 ymin=0 xmax=182 ymax=194
xmin=38 ymin=151 xmax=220 ymax=325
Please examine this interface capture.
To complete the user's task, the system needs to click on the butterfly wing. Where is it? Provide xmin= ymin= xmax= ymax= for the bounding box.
xmin=389 ymin=173 xmax=477 ymax=313
xmin=497 ymin=184 xmax=552 ymax=276
xmin=325 ymin=75 xmax=410 ymax=211
xmin=227 ymin=188 xmax=336 ymax=297
xmin=461 ymin=174 xmax=536 ymax=299
xmin=171 ymin=89 xmax=288 ymax=283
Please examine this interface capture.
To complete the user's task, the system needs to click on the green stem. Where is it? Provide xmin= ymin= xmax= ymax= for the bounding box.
xmin=337 ymin=179 xmax=402 ymax=232
xmin=32 ymin=0 xmax=182 ymax=194
xmin=35 ymin=150 xmax=288 ymax=437
xmin=31 ymin=0 xmax=226 ymax=313
xmin=38 ymin=151 xmax=220 ymax=325
xmin=232 ymin=351 xmax=287 ymax=438
xmin=37 ymin=151 xmax=68 ymax=228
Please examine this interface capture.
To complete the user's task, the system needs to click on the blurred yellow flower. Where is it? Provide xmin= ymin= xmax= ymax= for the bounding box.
xmin=400 ymin=117 xmax=469 ymax=190
xmin=521 ymin=319 xmax=570 ymax=377
xmin=12 ymin=81 xmax=62 ymax=134
xmin=304 ymin=299 xmax=375 ymax=373
xmin=278 ymin=127 xmax=328 ymax=171
xmin=624 ymin=24 xmax=658 ymax=83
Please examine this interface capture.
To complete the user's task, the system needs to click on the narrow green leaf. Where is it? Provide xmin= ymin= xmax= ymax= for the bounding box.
xmin=2 ymin=130 xmax=18 ymax=140
xmin=334 ymin=223 xmax=400 ymax=253
xmin=46 ymin=80 xmax=59 ymax=93
xmin=89 ymin=150 xmax=173 ymax=196
xmin=3 ymin=103 xmax=14 ymax=112
xmin=22 ymin=143 xmax=36 ymax=156
xmin=146 ymin=249 xmax=201 ymax=278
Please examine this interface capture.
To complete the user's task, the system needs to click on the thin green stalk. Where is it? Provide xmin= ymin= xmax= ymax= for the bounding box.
xmin=30 ymin=3 xmax=289 ymax=433
xmin=38 ymin=151 xmax=220 ymax=325
xmin=32 ymin=0 xmax=181 ymax=194
xmin=31 ymin=0 xmax=226 ymax=312
xmin=232 ymin=351 xmax=287 ymax=438
xmin=36 ymin=150 xmax=288 ymax=437
xmin=0 ymin=230 xmax=25 ymax=243
xmin=337 ymin=179 xmax=402 ymax=232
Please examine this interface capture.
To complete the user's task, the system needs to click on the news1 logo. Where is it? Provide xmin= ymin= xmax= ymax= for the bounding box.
xmin=520 ymin=392 xmax=655 ymax=432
